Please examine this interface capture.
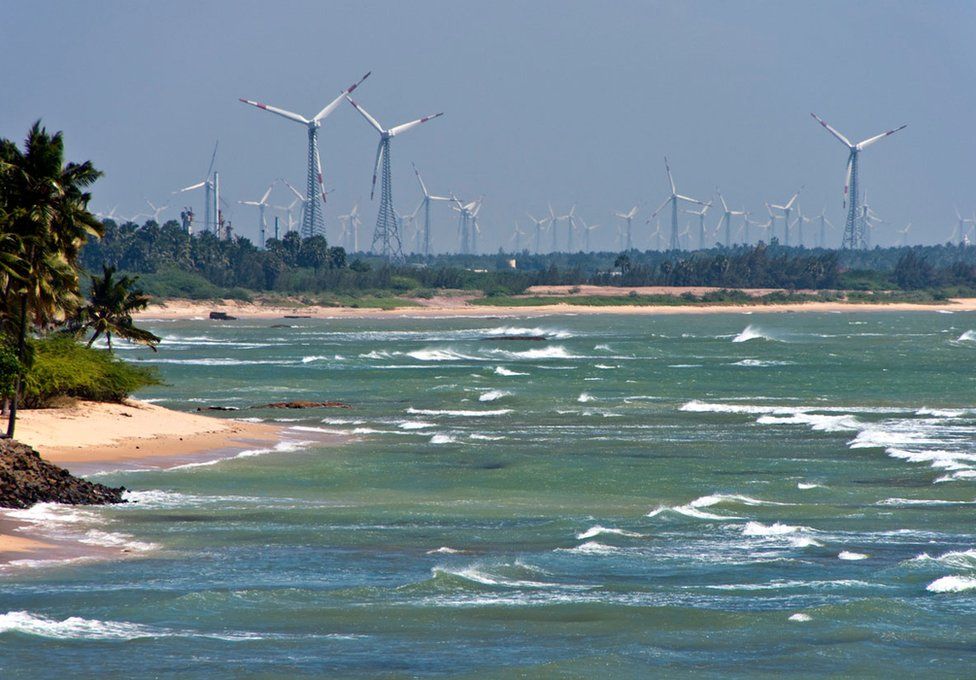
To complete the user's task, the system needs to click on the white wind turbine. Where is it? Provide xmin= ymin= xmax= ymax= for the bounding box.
xmin=526 ymin=213 xmax=548 ymax=254
xmin=897 ymin=223 xmax=912 ymax=246
xmin=577 ymin=217 xmax=600 ymax=252
xmin=547 ymin=203 xmax=559 ymax=252
xmin=175 ymin=141 xmax=219 ymax=234
xmin=345 ymin=94 xmax=444 ymax=260
xmin=238 ymin=180 xmax=276 ymax=247
xmin=650 ymin=157 xmax=705 ymax=250
xmin=338 ymin=203 xmax=362 ymax=252
xmin=613 ymin=206 xmax=638 ymax=250
xmin=811 ymin=112 xmax=907 ymax=249
xmin=813 ymin=207 xmax=834 ymax=248
xmin=768 ymin=190 xmax=800 ymax=246
xmin=412 ymin=163 xmax=451 ymax=257
xmin=559 ymin=205 xmax=577 ymax=251
xmin=509 ymin=221 xmax=527 ymax=253
xmin=951 ymin=207 xmax=975 ymax=245
xmin=143 ymin=199 xmax=169 ymax=223
xmin=649 ymin=219 xmax=663 ymax=251
xmin=240 ymin=72 xmax=371 ymax=239
xmin=714 ymin=191 xmax=745 ymax=247
xmin=685 ymin=201 xmax=713 ymax=250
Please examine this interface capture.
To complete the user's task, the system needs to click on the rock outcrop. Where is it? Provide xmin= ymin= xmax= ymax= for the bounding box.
xmin=0 ymin=439 xmax=125 ymax=509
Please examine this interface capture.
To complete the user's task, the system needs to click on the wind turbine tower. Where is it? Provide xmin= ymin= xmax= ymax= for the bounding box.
xmin=651 ymin=157 xmax=704 ymax=251
xmin=346 ymin=95 xmax=443 ymax=261
xmin=811 ymin=113 xmax=907 ymax=249
xmin=175 ymin=141 xmax=219 ymax=234
xmin=768 ymin=191 xmax=800 ymax=246
xmin=239 ymin=73 xmax=370 ymax=239
xmin=527 ymin=213 xmax=547 ymax=253
xmin=715 ymin=191 xmax=746 ymax=247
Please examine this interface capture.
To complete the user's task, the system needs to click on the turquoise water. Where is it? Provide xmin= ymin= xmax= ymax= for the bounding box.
xmin=3 ymin=311 xmax=976 ymax=678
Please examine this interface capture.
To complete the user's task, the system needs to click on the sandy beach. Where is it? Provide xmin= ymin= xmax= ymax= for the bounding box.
xmin=135 ymin=289 xmax=976 ymax=320
xmin=0 ymin=400 xmax=286 ymax=561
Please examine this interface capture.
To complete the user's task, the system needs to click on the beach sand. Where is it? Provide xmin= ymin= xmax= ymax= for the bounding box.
xmin=0 ymin=400 xmax=289 ymax=562
xmin=135 ymin=289 xmax=976 ymax=320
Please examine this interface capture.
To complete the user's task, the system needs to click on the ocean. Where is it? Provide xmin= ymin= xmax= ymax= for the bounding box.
xmin=2 ymin=311 xmax=976 ymax=678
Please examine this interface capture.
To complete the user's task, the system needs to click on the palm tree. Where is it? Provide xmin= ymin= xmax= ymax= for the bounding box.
xmin=0 ymin=121 xmax=103 ymax=438
xmin=75 ymin=265 xmax=160 ymax=351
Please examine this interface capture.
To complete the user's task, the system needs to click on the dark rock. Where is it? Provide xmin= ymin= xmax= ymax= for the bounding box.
xmin=195 ymin=406 xmax=239 ymax=411
xmin=255 ymin=401 xmax=351 ymax=409
xmin=283 ymin=315 xmax=311 ymax=319
xmin=269 ymin=324 xmax=292 ymax=329
xmin=209 ymin=311 xmax=237 ymax=321
xmin=0 ymin=439 xmax=125 ymax=509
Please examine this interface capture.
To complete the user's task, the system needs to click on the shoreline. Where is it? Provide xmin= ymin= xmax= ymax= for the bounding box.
xmin=135 ymin=294 xmax=976 ymax=321
xmin=0 ymin=399 xmax=343 ymax=568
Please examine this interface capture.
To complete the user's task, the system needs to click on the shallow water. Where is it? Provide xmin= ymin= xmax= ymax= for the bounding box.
xmin=3 ymin=311 xmax=976 ymax=677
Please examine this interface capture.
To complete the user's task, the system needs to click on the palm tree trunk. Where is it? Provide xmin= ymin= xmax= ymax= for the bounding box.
xmin=106 ymin=332 xmax=112 ymax=352
xmin=5 ymin=296 xmax=27 ymax=439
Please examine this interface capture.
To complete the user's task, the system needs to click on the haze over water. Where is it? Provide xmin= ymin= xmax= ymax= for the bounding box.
xmin=3 ymin=311 xmax=976 ymax=676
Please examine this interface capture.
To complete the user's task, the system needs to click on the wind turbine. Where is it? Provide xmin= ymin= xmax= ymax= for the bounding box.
xmin=338 ymin=203 xmax=362 ymax=252
xmin=768 ymin=190 xmax=800 ymax=246
xmin=951 ymin=207 xmax=975 ymax=245
xmin=238 ymin=180 xmax=276 ymax=247
xmin=813 ymin=207 xmax=834 ymax=248
xmin=412 ymin=163 xmax=451 ymax=258
xmin=240 ymin=72 xmax=370 ymax=240
xmin=345 ymin=94 xmax=443 ymax=261
xmin=526 ymin=213 xmax=548 ymax=253
xmin=650 ymin=157 xmax=704 ymax=250
xmin=713 ymin=191 xmax=745 ymax=247
xmin=649 ymin=219 xmax=663 ymax=251
xmin=175 ymin=141 xmax=219 ymax=234
xmin=896 ymin=223 xmax=912 ymax=246
xmin=143 ymin=199 xmax=169 ymax=223
xmin=613 ymin=206 xmax=638 ymax=250
xmin=509 ymin=221 xmax=527 ymax=252
xmin=577 ymin=217 xmax=600 ymax=252
xmin=685 ymin=201 xmax=713 ymax=250
xmin=559 ymin=205 xmax=577 ymax=251
xmin=452 ymin=196 xmax=480 ymax=254
xmin=547 ymin=203 xmax=560 ymax=252
xmin=811 ymin=113 xmax=907 ymax=249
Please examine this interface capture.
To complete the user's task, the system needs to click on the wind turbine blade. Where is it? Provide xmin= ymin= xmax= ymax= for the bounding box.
xmin=370 ymin=139 xmax=384 ymax=200
xmin=784 ymin=192 xmax=799 ymax=210
xmin=283 ymin=179 xmax=305 ymax=202
xmin=843 ymin=156 xmax=853 ymax=206
xmin=388 ymin=112 xmax=444 ymax=137
xmin=665 ymin=156 xmax=676 ymax=194
xmin=315 ymin=146 xmax=327 ymax=204
xmin=856 ymin=124 xmax=907 ymax=150
xmin=412 ymin=162 xmax=430 ymax=198
xmin=239 ymin=98 xmax=309 ymax=125
xmin=650 ymin=197 xmax=670 ymax=219
xmin=810 ymin=112 xmax=853 ymax=147
xmin=346 ymin=96 xmax=385 ymax=133
xmin=205 ymin=140 xmax=219 ymax=178
xmin=676 ymin=194 xmax=703 ymax=205
xmin=176 ymin=180 xmax=206 ymax=193
xmin=259 ymin=183 xmax=274 ymax=205
xmin=314 ymin=71 xmax=371 ymax=123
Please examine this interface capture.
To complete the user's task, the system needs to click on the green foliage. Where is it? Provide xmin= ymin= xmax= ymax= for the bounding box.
xmin=0 ymin=333 xmax=24 ymax=397
xmin=22 ymin=336 xmax=161 ymax=408
xmin=73 ymin=265 xmax=161 ymax=351
xmin=134 ymin=266 xmax=251 ymax=301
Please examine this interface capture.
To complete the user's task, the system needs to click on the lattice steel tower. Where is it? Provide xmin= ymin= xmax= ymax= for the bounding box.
xmin=371 ymin=137 xmax=403 ymax=259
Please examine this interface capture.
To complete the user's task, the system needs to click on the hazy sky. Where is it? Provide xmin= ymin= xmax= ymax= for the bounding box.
xmin=3 ymin=1 xmax=974 ymax=251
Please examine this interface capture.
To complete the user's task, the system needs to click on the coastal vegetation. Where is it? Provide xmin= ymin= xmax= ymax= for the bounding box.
xmin=80 ymin=217 xmax=976 ymax=304
xmin=0 ymin=122 xmax=158 ymax=437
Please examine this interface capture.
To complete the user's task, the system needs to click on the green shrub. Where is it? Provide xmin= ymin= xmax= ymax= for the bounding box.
xmin=22 ymin=337 xmax=161 ymax=408
xmin=134 ymin=266 xmax=251 ymax=301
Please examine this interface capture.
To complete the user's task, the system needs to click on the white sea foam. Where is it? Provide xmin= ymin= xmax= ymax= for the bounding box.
xmin=562 ymin=541 xmax=620 ymax=555
xmin=0 ymin=611 xmax=271 ymax=641
xmin=430 ymin=434 xmax=457 ymax=444
xmin=576 ymin=525 xmax=643 ymax=540
xmin=797 ymin=482 xmax=822 ymax=490
xmin=742 ymin=521 xmax=813 ymax=537
xmin=955 ymin=330 xmax=976 ymax=343
xmin=407 ymin=407 xmax=512 ymax=417
xmin=732 ymin=325 xmax=781 ymax=343
xmin=398 ymin=421 xmax=435 ymax=430
xmin=838 ymin=551 xmax=869 ymax=560
xmin=167 ymin=440 xmax=311 ymax=470
xmin=927 ymin=576 xmax=976 ymax=593
xmin=788 ymin=613 xmax=812 ymax=622
xmin=732 ymin=359 xmax=795 ymax=367
xmin=594 ymin=344 xmax=612 ymax=351
xmin=469 ymin=433 xmax=505 ymax=441
xmin=494 ymin=366 xmax=528 ymax=376
xmin=577 ymin=392 xmax=595 ymax=403
xmin=876 ymin=497 xmax=972 ymax=506
xmin=479 ymin=390 xmax=511 ymax=402
xmin=483 ymin=326 xmax=573 ymax=340
xmin=427 ymin=547 xmax=464 ymax=554
xmin=432 ymin=564 xmax=588 ymax=590
xmin=911 ymin=549 xmax=976 ymax=570
xmin=594 ymin=364 xmax=617 ymax=370
xmin=757 ymin=413 xmax=861 ymax=432
xmin=408 ymin=347 xmax=480 ymax=362
xmin=488 ymin=345 xmax=583 ymax=360
xmin=647 ymin=494 xmax=785 ymax=521
xmin=130 ymin=357 xmax=290 ymax=366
